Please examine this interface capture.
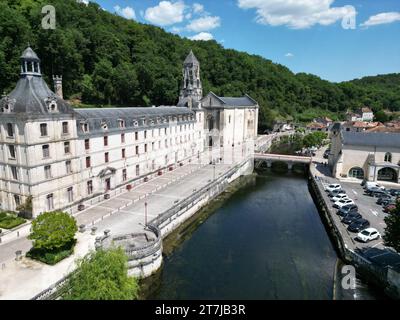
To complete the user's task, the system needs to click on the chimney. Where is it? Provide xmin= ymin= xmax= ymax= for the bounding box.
xmin=53 ymin=75 xmax=63 ymax=99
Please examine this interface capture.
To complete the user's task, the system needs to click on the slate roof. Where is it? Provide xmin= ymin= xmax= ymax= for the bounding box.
xmin=74 ymin=107 xmax=194 ymax=134
xmin=184 ymin=50 xmax=199 ymax=65
xmin=218 ymin=96 xmax=257 ymax=107
xmin=0 ymin=75 xmax=74 ymax=115
xmin=21 ymin=47 xmax=40 ymax=61
xmin=342 ymin=131 xmax=400 ymax=148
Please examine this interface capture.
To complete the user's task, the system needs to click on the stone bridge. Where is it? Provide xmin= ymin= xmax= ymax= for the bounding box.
xmin=254 ymin=153 xmax=312 ymax=170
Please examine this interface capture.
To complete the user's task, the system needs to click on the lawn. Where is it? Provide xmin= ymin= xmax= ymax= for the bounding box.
xmin=26 ymin=240 xmax=76 ymax=265
xmin=0 ymin=211 xmax=26 ymax=229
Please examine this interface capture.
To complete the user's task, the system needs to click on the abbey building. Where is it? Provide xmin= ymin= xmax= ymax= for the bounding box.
xmin=0 ymin=47 xmax=259 ymax=217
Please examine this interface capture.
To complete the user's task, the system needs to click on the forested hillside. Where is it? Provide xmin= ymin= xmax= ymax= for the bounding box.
xmin=1 ymin=0 xmax=399 ymax=130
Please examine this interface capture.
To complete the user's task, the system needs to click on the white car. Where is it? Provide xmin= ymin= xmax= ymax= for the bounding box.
xmin=331 ymin=194 xmax=349 ymax=202
xmin=356 ymin=228 xmax=381 ymax=243
xmin=334 ymin=198 xmax=355 ymax=208
xmin=364 ymin=182 xmax=385 ymax=191
xmin=325 ymin=184 xmax=341 ymax=193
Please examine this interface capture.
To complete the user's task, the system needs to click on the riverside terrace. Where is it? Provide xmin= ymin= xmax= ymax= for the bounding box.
xmin=0 ymin=144 xmax=253 ymax=300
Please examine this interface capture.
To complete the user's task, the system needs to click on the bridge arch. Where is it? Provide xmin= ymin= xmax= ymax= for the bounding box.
xmin=348 ymin=167 xmax=364 ymax=180
xmin=378 ymin=167 xmax=398 ymax=182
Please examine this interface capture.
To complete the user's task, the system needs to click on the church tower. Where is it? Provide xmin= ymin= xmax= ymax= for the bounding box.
xmin=178 ymin=50 xmax=203 ymax=109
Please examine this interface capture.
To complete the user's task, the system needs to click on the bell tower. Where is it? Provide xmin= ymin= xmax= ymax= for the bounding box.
xmin=178 ymin=50 xmax=203 ymax=109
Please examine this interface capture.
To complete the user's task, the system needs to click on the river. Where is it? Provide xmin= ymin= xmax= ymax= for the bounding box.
xmin=147 ymin=171 xmax=385 ymax=300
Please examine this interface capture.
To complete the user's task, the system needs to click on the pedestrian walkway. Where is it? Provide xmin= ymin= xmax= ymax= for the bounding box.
xmin=0 ymin=146 xmax=249 ymax=300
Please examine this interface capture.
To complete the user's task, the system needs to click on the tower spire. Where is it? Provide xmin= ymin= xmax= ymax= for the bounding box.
xmin=178 ymin=50 xmax=202 ymax=109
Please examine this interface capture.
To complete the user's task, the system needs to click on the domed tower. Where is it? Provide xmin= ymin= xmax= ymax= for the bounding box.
xmin=178 ymin=50 xmax=203 ymax=109
xmin=0 ymin=46 xmax=73 ymax=115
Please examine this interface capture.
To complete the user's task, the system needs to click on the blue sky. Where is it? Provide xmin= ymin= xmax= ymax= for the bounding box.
xmin=92 ymin=0 xmax=400 ymax=82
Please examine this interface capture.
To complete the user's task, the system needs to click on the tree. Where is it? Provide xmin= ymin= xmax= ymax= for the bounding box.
xmin=383 ymin=200 xmax=400 ymax=252
xmin=29 ymin=211 xmax=77 ymax=251
xmin=64 ymin=248 xmax=139 ymax=300
xmin=374 ymin=110 xmax=390 ymax=123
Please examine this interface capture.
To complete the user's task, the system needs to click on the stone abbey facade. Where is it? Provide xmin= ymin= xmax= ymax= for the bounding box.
xmin=0 ymin=47 xmax=258 ymax=216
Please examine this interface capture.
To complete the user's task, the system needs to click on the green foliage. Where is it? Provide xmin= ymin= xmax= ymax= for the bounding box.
xmin=63 ymin=248 xmax=139 ymax=300
xmin=302 ymin=132 xmax=328 ymax=148
xmin=374 ymin=110 xmax=391 ymax=123
xmin=16 ymin=195 xmax=33 ymax=213
xmin=383 ymin=200 xmax=400 ymax=252
xmin=26 ymin=240 xmax=76 ymax=265
xmin=0 ymin=211 xmax=26 ymax=229
xmin=28 ymin=211 xmax=78 ymax=251
xmin=1 ymin=0 xmax=399 ymax=130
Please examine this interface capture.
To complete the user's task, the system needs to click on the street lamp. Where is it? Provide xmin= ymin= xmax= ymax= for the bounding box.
xmin=144 ymin=197 xmax=148 ymax=226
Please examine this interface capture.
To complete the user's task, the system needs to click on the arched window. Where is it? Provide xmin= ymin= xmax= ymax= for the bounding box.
xmin=384 ymin=152 xmax=392 ymax=163
xmin=349 ymin=167 xmax=364 ymax=179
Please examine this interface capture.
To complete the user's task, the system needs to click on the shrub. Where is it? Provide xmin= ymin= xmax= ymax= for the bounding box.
xmin=29 ymin=211 xmax=78 ymax=251
xmin=0 ymin=211 xmax=26 ymax=229
xmin=26 ymin=240 xmax=76 ymax=265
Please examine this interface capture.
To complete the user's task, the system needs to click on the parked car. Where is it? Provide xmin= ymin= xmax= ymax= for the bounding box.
xmin=328 ymin=189 xmax=346 ymax=198
xmin=338 ymin=204 xmax=358 ymax=217
xmin=381 ymin=198 xmax=396 ymax=207
xmin=348 ymin=219 xmax=370 ymax=233
xmin=376 ymin=195 xmax=393 ymax=205
xmin=388 ymin=189 xmax=400 ymax=197
xmin=364 ymin=182 xmax=385 ymax=190
xmin=325 ymin=184 xmax=342 ymax=193
xmin=334 ymin=198 xmax=355 ymax=209
xmin=341 ymin=212 xmax=363 ymax=225
xmin=356 ymin=228 xmax=381 ymax=243
xmin=366 ymin=188 xmax=388 ymax=198
xmin=331 ymin=194 xmax=350 ymax=202
xmin=384 ymin=204 xmax=397 ymax=213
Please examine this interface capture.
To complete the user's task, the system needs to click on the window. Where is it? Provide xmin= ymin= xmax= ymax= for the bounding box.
xmin=46 ymin=194 xmax=54 ymax=211
xmin=10 ymin=166 xmax=18 ymax=180
xmin=144 ymin=130 xmax=147 ymax=139
xmin=42 ymin=145 xmax=50 ymax=158
xmin=122 ymin=148 xmax=126 ymax=159
xmin=14 ymin=195 xmax=21 ymax=207
xmin=64 ymin=142 xmax=70 ymax=154
xmin=135 ymin=146 xmax=139 ymax=155
xmin=85 ymin=139 xmax=90 ymax=150
xmin=66 ymin=160 xmax=72 ymax=174
xmin=67 ymin=187 xmax=73 ymax=203
xmin=136 ymin=165 xmax=140 ymax=176
xmin=87 ymin=180 xmax=93 ymax=195
xmin=144 ymin=144 xmax=148 ymax=153
xmin=121 ymin=133 xmax=125 ymax=143
xmin=82 ymin=123 xmax=89 ymax=133
xmin=104 ymin=136 xmax=108 ymax=146
xmin=105 ymin=152 xmax=109 ymax=163
xmin=8 ymin=145 xmax=16 ymax=159
xmin=86 ymin=156 xmax=91 ymax=168
xmin=122 ymin=169 xmax=127 ymax=181
xmin=384 ymin=152 xmax=392 ymax=163
xmin=118 ymin=120 xmax=125 ymax=128
xmin=229 ymin=115 xmax=231 ymax=124
xmin=40 ymin=123 xmax=48 ymax=137
xmin=135 ymin=132 xmax=138 ymax=141
xmin=62 ymin=122 xmax=69 ymax=134
xmin=44 ymin=165 xmax=52 ymax=179
xmin=152 ymin=142 xmax=155 ymax=151
xmin=7 ymin=123 xmax=14 ymax=137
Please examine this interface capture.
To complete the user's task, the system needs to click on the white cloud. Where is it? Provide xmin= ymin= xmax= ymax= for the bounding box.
xmin=285 ymin=53 xmax=294 ymax=58
xmin=193 ymin=3 xmax=204 ymax=14
xmin=144 ymin=1 xmax=186 ymax=26
xmin=114 ymin=5 xmax=136 ymax=20
xmin=237 ymin=0 xmax=356 ymax=29
xmin=361 ymin=12 xmax=400 ymax=28
xmin=189 ymin=32 xmax=214 ymax=41
xmin=186 ymin=16 xmax=221 ymax=32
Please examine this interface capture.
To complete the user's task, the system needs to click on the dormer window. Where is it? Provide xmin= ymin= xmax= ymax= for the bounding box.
xmin=118 ymin=119 xmax=125 ymax=128
xmin=133 ymin=120 xmax=139 ymax=127
xmin=81 ymin=122 xmax=89 ymax=133
xmin=101 ymin=121 xmax=108 ymax=131
xmin=1 ymin=96 xmax=15 ymax=113
xmin=45 ymin=96 xmax=58 ymax=113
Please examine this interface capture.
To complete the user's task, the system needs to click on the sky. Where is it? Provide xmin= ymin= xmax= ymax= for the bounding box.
xmin=90 ymin=0 xmax=400 ymax=83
